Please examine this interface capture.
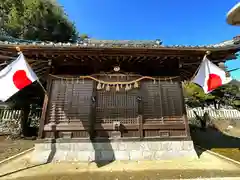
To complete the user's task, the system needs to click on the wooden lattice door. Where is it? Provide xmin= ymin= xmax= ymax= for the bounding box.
xmin=94 ymin=74 xmax=140 ymax=138
xmin=141 ymin=79 xmax=187 ymax=138
xmin=45 ymin=77 xmax=94 ymax=138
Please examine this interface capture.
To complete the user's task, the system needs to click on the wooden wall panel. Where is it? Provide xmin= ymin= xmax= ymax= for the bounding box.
xmin=47 ymin=79 xmax=93 ymax=124
xmin=43 ymin=74 xmax=188 ymax=139
xmin=141 ymin=80 xmax=184 ymax=121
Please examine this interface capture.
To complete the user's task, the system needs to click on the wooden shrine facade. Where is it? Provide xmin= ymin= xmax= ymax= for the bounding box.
xmin=42 ymin=73 xmax=186 ymax=140
xmin=0 ymin=39 xmax=239 ymax=140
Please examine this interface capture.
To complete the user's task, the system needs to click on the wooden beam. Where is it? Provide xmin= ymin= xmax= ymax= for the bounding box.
xmin=38 ymin=75 xmax=52 ymax=138
xmin=43 ymin=123 xmax=185 ymax=131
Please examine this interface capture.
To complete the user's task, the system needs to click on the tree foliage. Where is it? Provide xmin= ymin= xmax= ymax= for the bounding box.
xmin=184 ymin=81 xmax=240 ymax=109
xmin=0 ymin=0 xmax=78 ymax=42
xmin=184 ymin=82 xmax=215 ymax=108
xmin=0 ymin=0 xmax=82 ymax=137
xmin=184 ymin=61 xmax=240 ymax=109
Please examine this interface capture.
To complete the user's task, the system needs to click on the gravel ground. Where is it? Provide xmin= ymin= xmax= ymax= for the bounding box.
xmin=0 ymin=119 xmax=239 ymax=179
xmin=0 ymin=149 xmax=240 ymax=180
xmin=0 ymin=136 xmax=35 ymax=162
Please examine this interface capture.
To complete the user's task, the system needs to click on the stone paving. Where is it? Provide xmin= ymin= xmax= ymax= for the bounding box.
xmin=0 ymin=149 xmax=240 ymax=180
xmin=30 ymin=140 xmax=198 ymax=163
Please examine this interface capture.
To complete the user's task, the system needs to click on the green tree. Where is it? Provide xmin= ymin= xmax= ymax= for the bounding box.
xmin=0 ymin=0 xmax=81 ymax=138
xmin=184 ymin=82 xmax=240 ymax=109
xmin=211 ymin=83 xmax=240 ymax=109
xmin=79 ymin=33 xmax=90 ymax=40
xmin=184 ymin=82 xmax=215 ymax=108
xmin=184 ymin=60 xmax=240 ymax=109
xmin=0 ymin=0 xmax=78 ymax=42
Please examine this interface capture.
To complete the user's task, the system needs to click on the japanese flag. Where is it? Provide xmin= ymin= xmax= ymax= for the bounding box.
xmin=192 ymin=56 xmax=232 ymax=94
xmin=0 ymin=53 xmax=38 ymax=102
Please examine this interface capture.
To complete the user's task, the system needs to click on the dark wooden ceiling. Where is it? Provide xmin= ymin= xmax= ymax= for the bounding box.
xmin=0 ymin=45 xmax=238 ymax=81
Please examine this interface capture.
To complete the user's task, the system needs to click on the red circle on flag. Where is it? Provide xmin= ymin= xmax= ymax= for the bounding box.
xmin=207 ymin=73 xmax=222 ymax=92
xmin=13 ymin=70 xmax=32 ymax=90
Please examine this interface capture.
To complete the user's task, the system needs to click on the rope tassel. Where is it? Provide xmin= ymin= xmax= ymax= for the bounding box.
xmin=125 ymin=84 xmax=129 ymax=91
xmin=106 ymin=84 xmax=110 ymax=91
xmin=134 ymin=81 xmax=139 ymax=88
xmin=97 ymin=82 xmax=102 ymax=90
xmin=48 ymin=74 xmax=181 ymax=92
xmin=116 ymin=84 xmax=120 ymax=92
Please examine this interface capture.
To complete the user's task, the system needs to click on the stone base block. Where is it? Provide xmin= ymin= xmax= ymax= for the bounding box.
xmin=30 ymin=140 xmax=198 ymax=164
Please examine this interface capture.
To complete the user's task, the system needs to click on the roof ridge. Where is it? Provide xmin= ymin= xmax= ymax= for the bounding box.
xmin=0 ymin=35 xmax=239 ymax=49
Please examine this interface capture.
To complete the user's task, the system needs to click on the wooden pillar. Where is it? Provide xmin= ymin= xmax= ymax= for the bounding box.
xmin=38 ymin=60 xmax=52 ymax=139
xmin=138 ymin=95 xmax=144 ymax=139
xmin=90 ymin=81 xmax=97 ymax=139
xmin=138 ymin=115 xmax=143 ymax=139
xmin=179 ymin=78 xmax=191 ymax=139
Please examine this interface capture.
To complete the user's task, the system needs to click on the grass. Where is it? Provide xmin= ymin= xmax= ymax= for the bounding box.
xmin=211 ymin=148 xmax=240 ymax=162
xmin=190 ymin=120 xmax=240 ymax=162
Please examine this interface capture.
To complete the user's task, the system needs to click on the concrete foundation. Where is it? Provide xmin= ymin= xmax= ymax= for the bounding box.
xmin=30 ymin=140 xmax=198 ymax=164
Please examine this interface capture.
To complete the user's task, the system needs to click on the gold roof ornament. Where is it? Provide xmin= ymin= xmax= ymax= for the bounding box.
xmin=16 ymin=46 xmax=21 ymax=54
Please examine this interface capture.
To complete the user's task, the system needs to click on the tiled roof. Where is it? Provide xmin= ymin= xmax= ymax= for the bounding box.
xmin=0 ymin=36 xmax=239 ymax=50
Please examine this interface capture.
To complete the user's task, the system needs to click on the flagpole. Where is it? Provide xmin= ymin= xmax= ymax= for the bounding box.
xmin=16 ymin=46 xmax=48 ymax=94
xmin=37 ymin=79 xmax=48 ymax=94
xmin=190 ymin=51 xmax=211 ymax=81
xmin=205 ymin=51 xmax=212 ymax=75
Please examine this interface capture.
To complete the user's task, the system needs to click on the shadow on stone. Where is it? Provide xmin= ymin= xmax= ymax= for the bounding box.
xmin=91 ymin=139 xmax=116 ymax=167
xmin=46 ymin=129 xmax=56 ymax=163
xmin=190 ymin=124 xmax=240 ymax=158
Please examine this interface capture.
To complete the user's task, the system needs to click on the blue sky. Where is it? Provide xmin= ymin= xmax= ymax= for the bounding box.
xmin=58 ymin=0 xmax=240 ymax=79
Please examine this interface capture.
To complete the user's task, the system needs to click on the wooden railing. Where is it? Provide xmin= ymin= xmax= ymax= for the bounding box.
xmin=0 ymin=108 xmax=41 ymax=135
xmin=187 ymin=107 xmax=240 ymax=121
xmin=0 ymin=107 xmax=239 ymax=135
xmin=0 ymin=109 xmax=22 ymax=135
